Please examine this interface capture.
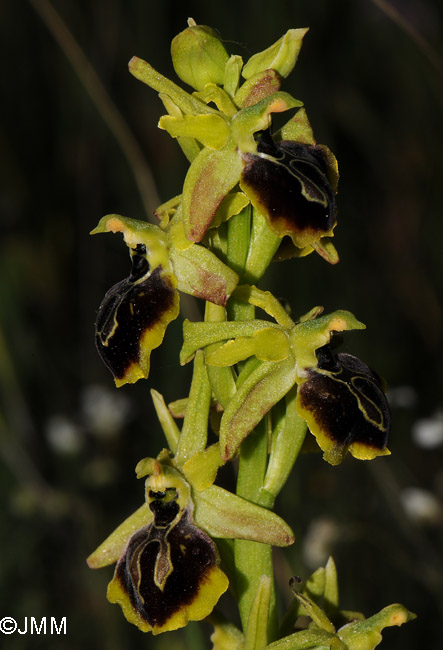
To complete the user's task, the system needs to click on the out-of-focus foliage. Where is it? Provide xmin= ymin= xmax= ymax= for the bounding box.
xmin=0 ymin=1 xmax=442 ymax=648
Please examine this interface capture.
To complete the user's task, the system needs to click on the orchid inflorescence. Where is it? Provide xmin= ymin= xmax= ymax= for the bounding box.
xmin=87 ymin=19 xmax=415 ymax=648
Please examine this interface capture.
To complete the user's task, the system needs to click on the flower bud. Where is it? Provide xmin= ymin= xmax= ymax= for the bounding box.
xmin=171 ymin=20 xmax=229 ymax=91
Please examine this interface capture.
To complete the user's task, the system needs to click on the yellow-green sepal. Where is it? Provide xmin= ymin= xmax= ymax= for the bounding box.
xmin=159 ymin=113 xmax=230 ymax=150
xmin=242 ymin=28 xmax=309 ymax=80
xmin=194 ymin=485 xmax=294 ymax=546
xmin=290 ymin=310 xmax=366 ymax=374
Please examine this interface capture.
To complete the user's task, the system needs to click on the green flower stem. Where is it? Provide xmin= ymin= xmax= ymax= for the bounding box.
xmin=224 ymin=214 xmax=278 ymax=640
xmin=235 ymin=422 xmax=278 ymax=638
xmin=243 ymin=209 xmax=282 ymax=284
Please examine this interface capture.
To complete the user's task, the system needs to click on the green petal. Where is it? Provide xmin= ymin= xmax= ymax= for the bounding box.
xmin=242 ymin=28 xmax=309 ymax=80
xmin=159 ymin=114 xmax=230 ymax=150
xmin=219 ymin=357 xmax=298 ymax=460
xmin=193 ymin=84 xmax=237 ymax=117
xmin=182 ymin=144 xmax=243 ymax=242
xmin=180 ymin=318 xmax=278 ymax=365
xmin=194 ymin=485 xmax=294 ymax=546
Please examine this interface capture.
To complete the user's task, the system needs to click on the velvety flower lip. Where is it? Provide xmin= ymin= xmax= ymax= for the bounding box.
xmin=240 ymin=130 xmax=337 ymax=249
xmin=296 ymin=345 xmax=391 ymax=466
xmin=95 ymin=246 xmax=178 ymax=387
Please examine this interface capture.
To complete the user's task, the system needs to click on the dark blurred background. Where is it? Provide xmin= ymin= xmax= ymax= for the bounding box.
xmin=1 ymin=0 xmax=442 ymax=648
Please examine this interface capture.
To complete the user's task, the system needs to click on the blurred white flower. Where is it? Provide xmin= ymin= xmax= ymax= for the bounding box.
xmin=401 ymin=486 xmax=442 ymax=526
xmin=45 ymin=414 xmax=84 ymax=455
xmin=387 ymin=385 xmax=417 ymax=409
xmin=302 ymin=516 xmax=340 ymax=568
xmin=412 ymin=411 xmax=443 ymax=449
xmin=81 ymin=384 xmax=131 ymax=438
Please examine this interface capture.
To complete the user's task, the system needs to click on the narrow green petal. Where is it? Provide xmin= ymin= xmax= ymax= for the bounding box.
xmin=206 ymin=328 xmax=289 ymax=366
xmin=233 ymin=285 xmax=295 ymax=329
xmin=219 ymin=357 xmax=298 ymax=460
xmin=182 ymin=144 xmax=243 ymax=242
xmin=193 ymin=84 xmax=237 ymax=117
xmin=159 ymin=114 xmax=230 ymax=150
xmin=194 ymin=485 xmax=294 ymax=546
xmin=86 ymin=503 xmax=152 ymax=568
xmin=180 ymin=318 xmax=277 ymax=365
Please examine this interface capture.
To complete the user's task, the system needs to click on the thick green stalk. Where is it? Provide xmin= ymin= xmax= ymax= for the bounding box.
xmin=224 ymin=211 xmax=279 ymax=639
